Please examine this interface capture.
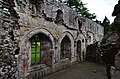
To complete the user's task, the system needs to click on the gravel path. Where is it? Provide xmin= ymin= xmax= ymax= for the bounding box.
xmin=41 ymin=62 xmax=107 ymax=79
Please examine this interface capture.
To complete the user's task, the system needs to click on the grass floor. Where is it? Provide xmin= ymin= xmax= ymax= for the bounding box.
xmin=31 ymin=42 xmax=41 ymax=64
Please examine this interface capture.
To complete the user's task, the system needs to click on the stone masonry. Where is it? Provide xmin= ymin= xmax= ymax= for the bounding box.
xmin=111 ymin=0 xmax=120 ymax=79
xmin=0 ymin=0 xmax=104 ymax=79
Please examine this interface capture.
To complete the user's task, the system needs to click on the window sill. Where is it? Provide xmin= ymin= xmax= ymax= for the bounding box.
xmin=60 ymin=58 xmax=70 ymax=62
xmin=30 ymin=64 xmax=48 ymax=72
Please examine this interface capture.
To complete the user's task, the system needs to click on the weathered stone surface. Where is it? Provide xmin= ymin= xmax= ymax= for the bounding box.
xmin=0 ymin=0 xmax=20 ymax=79
xmin=111 ymin=0 xmax=120 ymax=79
xmin=0 ymin=0 xmax=104 ymax=79
xmin=115 ymin=53 xmax=120 ymax=70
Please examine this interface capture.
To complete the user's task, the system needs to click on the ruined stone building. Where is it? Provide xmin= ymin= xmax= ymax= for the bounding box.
xmin=110 ymin=0 xmax=120 ymax=79
xmin=0 ymin=0 xmax=104 ymax=79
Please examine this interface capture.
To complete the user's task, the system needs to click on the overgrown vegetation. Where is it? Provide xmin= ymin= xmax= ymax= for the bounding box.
xmin=101 ymin=16 xmax=116 ymax=35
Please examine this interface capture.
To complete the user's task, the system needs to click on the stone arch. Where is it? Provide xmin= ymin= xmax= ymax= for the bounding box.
xmin=61 ymin=35 xmax=71 ymax=59
xmin=58 ymin=31 xmax=74 ymax=61
xmin=25 ymin=28 xmax=55 ymax=48
xmin=20 ymin=28 xmax=55 ymax=76
xmin=75 ymin=33 xmax=86 ymax=61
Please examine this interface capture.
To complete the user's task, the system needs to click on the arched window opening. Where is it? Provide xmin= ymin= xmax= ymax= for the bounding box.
xmin=77 ymin=40 xmax=81 ymax=61
xmin=30 ymin=33 xmax=52 ymax=67
xmin=61 ymin=35 xmax=71 ymax=60
xmin=55 ymin=9 xmax=64 ymax=24
xmin=31 ymin=35 xmax=41 ymax=65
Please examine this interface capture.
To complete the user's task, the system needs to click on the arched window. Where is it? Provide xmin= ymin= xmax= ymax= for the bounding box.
xmin=30 ymin=33 xmax=52 ymax=66
xmin=61 ymin=35 xmax=71 ymax=60
xmin=77 ymin=40 xmax=81 ymax=61
xmin=31 ymin=35 xmax=41 ymax=65
xmin=55 ymin=9 xmax=64 ymax=23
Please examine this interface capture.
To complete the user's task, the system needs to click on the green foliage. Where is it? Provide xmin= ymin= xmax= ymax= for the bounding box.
xmin=31 ymin=41 xmax=41 ymax=64
xmin=61 ymin=0 xmax=97 ymax=20
xmin=31 ymin=53 xmax=40 ymax=64
xmin=101 ymin=16 xmax=116 ymax=35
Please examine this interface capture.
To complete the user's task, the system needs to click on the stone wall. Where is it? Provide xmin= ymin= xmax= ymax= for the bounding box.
xmin=0 ymin=0 xmax=104 ymax=79
xmin=0 ymin=0 xmax=20 ymax=79
xmin=111 ymin=0 xmax=120 ymax=79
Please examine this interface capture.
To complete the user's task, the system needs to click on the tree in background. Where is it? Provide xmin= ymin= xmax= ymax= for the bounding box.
xmin=58 ymin=0 xmax=115 ymax=34
xmin=59 ymin=0 xmax=97 ymax=20
xmin=101 ymin=16 xmax=116 ymax=35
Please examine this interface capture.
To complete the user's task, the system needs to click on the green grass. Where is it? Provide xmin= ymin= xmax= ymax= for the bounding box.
xmin=31 ymin=42 xmax=41 ymax=64
xmin=31 ymin=54 xmax=35 ymax=63
xmin=31 ymin=53 xmax=40 ymax=63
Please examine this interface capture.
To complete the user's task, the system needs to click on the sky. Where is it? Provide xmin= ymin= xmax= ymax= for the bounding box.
xmin=82 ymin=0 xmax=118 ymax=23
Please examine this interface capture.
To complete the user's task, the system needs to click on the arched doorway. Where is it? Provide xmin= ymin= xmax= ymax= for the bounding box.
xmin=30 ymin=33 xmax=52 ymax=67
xmin=60 ymin=35 xmax=71 ymax=60
xmin=77 ymin=40 xmax=81 ymax=61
